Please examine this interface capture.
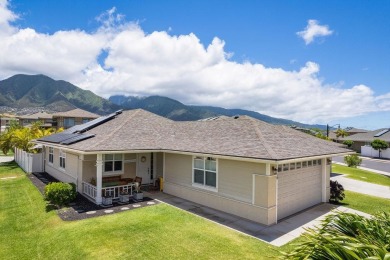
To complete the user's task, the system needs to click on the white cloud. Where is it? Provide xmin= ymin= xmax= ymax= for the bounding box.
xmin=297 ymin=20 xmax=333 ymax=45
xmin=0 ymin=2 xmax=389 ymax=125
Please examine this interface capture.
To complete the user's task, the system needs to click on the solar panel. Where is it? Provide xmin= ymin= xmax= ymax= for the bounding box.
xmin=64 ymin=109 xmax=123 ymax=134
xmin=38 ymin=133 xmax=80 ymax=143
xmin=374 ymin=129 xmax=390 ymax=137
xmin=60 ymin=133 xmax=95 ymax=145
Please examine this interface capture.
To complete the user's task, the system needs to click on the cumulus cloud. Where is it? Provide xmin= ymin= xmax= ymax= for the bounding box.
xmin=297 ymin=20 xmax=333 ymax=45
xmin=0 ymin=2 xmax=388 ymax=124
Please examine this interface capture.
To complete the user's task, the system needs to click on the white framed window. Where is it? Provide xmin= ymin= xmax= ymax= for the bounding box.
xmin=193 ymin=156 xmax=217 ymax=189
xmin=48 ymin=147 xmax=54 ymax=164
xmin=59 ymin=150 xmax=66 ymax=169
xmin=104 ymin=154 xmax=123 ymax=174
xmin=82 ymin=118 xmax=90 ymax=124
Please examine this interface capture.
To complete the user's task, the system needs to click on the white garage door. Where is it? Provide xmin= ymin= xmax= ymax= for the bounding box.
xmin=277 ymin=164 xmax=322 ymax=220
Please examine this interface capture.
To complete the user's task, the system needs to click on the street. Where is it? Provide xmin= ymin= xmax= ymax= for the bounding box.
xmin=333 ymin=155 xmax=390 ymax=174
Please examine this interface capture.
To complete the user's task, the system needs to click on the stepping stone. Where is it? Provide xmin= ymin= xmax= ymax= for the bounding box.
xmin=121 ymin=207 xmax=130 ymax=210
xmin=147 ymin=202 xmax=155 ymax=205
xmin=86 ymin=211 xmax=96 ymax=215
xmin=104 ymin=210 xmax=114 ymax=214
xmin=132 ymin=204 xmax=141 ymax=208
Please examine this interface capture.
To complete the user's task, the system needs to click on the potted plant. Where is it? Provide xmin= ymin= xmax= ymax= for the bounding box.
xmin=133 ymin=182 xmax=143 ymax=201
xmin=102 ymin=194 xmax=113 ymax=206
xmin=119 ymin=189 xmax=130 ymax=203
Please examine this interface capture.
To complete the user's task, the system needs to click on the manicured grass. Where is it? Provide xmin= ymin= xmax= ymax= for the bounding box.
xmin=340 ymin=190 xmax=390 ymax=215
xmin=0 ymin=149 xmax=14 ymax=156
xmin=332 ymin=164 xmax=390 ymax=186
xmin=0 ymin=161 xmax=287 ymax=259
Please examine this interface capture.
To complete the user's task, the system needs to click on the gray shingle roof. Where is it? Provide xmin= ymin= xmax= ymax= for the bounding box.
xmin=38 ymin=109 xmax=351 ymax=160
xmin=18 ymin=112 xmax=52 ymax=119
xmin=52 ymin=108 xmax=99 ymax=118
xmin=340 ymin=128 xmax=390 ymax=142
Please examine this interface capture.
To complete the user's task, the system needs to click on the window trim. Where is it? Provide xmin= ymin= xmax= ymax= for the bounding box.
xmin=103 ymin=154 xmax=124 ymax=176
xmin=59 ymin=150 xmax=66 ymax=170
xmin=192 ymin=156 xmax=218 ymax=191
xmin=48 ymin=147 xmax=54 ymax=165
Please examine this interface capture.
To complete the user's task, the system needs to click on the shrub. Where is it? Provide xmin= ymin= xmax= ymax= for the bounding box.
xmin=343 ymin=140 xmax=354 ymax=148
xmin=371 ymin=139 xmax=389 ymax=158
xmin=344 ymin=154 xmax=362 ymax=167
xmin=283 ymin=212 xmax=390 ymax=259
xmin=44 ymin=182 xmax=77 ymax=207
xmin=329 ymin=180 xmax=345 ymax=203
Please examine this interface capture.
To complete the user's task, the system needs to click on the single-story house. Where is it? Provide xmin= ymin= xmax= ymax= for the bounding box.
xmin=0 ymin=113 xmax=18 ymax=132
xmin=340 ymin=128 xmax=390 ymax=157
xmin=326 ymin=127 xmax=368 ymax=141
xmin=51 ymin=108 xmax=100 ymax=129
xmin=35 ymin=109 xmax=352 ymax=225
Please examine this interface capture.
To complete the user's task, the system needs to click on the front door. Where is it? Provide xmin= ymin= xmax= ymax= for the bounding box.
xmin=137 ymin=153 xmax=151 ymax=185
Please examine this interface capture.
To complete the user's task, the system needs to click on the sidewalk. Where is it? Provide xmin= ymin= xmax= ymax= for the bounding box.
xmin=331 ymin=174 xmax=390 ymax=199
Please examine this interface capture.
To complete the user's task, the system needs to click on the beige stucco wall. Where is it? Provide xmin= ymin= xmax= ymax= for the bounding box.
xmin=163 ymin=152 xmax=277 ymax=225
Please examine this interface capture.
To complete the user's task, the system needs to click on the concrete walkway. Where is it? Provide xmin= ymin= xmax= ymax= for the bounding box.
xmin=331 ymin=174 xmax=390 ymax=199
xmin=0 ymin=156 xmax=14 ymax=163
xmin=145 ymin=192 xmax=370 ymax=247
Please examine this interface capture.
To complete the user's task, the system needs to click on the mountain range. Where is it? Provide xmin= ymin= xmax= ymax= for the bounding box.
xmin=0 ymin=74 xmax=325 ymax=129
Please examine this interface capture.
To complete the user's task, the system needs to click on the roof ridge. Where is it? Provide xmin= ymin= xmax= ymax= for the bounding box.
xmin=249 ymin=118 xmax=279 ymax=160
xmin=89 ymin=110 xmax=141 ymax=150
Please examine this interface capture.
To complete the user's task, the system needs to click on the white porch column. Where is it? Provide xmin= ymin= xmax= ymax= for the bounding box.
xmin=321 ymin=158 xmax=328 ymax=202
xmin=96 ymin=154 xmax=103 ymax=204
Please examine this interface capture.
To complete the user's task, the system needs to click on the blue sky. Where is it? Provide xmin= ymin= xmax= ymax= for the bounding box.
xmin=1 ymin=0 xmax=390 ymax=129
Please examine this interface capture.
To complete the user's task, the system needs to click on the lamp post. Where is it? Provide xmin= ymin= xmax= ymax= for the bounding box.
xmin=327 ymin=124 xmax=340 ymax=138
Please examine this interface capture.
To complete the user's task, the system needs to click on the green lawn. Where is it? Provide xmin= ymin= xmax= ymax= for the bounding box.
xmin=332 ymin=164 xmax=390 ymax=186
xmin=0 ymin=149 xmax=14 ymax=156
xmin=0 ymin=161 xmax=286 ymax=259
xmin=340 ymin=190 xmax=390 ymax=215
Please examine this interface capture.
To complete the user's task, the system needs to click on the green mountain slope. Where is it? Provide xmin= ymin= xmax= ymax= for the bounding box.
xmin=0 ymin=74 xmax=120 ymax=114
xmin=109 ymin=95 xmax=326 ymax=128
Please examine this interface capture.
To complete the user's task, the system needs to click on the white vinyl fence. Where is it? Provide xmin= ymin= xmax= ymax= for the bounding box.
xmin=361 ymin=145 xmax=390 ymax=159
xmin=14 ymin=148 xmax=44 ymax=173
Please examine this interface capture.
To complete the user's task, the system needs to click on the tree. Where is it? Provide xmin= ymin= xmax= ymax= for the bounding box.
xmin=371 ymin=139 xmax=389 ymax=158
xmin=343 ymin=140 xmax=354 ymax=148
xmin=335 ymin=128 xmax=348 ymax=139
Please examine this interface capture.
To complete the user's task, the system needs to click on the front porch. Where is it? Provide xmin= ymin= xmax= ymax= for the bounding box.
xmin=79 ymin=152 xmax=163 ymax=205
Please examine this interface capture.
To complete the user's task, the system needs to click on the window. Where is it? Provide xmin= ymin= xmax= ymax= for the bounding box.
xmin=318 ymin=159 xmax=322 ymax=165
xmin=290 ymin=163 xmax=295 ymax=170
xmin=104 ymin=154 xmax=123 ymax=173
xmin=313 ymin=160 xmax=317 ymax=166
xmin=49 ymin=147 xmax=54 ymax=164
xmin=296 ymin=162 xmax=301 ymax=169
xmin=302 ymin=161 xmax=307 ymax=168
xmin=59 ymin=150 xmax=66 ymax=169
xmin=193 ymin=157 xmax=217 ymax=188
xmin=283 ymin=164 xmax=289 ymax=171
xmin=308 ymin=160 xmax=312 ymax=167
xmin=82 ymin=118 xmax=90 ymax=124
xmin=64 ymin=118 xmax=75 ymax=128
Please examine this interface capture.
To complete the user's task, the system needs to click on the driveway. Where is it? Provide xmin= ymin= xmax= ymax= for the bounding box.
xmin=146 ymin=192 xmax=370 ymax=247
xmin=331 ymin=174 xmax=390 ymax=199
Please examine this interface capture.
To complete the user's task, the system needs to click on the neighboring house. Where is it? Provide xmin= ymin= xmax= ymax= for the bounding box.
xmin=340 ymin=128 xmax=390 ymax=156
xmin=35 ymin=109 xmax=351 ymax=226
xmin=51 ymin=108 xmax=99 ymax=129
xmin=327 ymin=127 xmax=368 ymax=141
xmin=0 ymin=113 xmax=18 ymax=132
xmin=18 ymin=112 xmax=53 ymax=128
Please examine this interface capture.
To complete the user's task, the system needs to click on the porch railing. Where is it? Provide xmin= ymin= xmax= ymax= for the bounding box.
xmin=82 ymin=181 xmax=97 ymax=200
xmin=102 ymin=183 xmax=134 ymax=199
xmin=82 ymin=181 xmax=135 ymax=201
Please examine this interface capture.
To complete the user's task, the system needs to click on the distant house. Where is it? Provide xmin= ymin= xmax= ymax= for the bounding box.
xmin=340 ymin=128 xmax=390 ymax=157
xmin=35 ymin=109 xmax=351 ymax=225
xmin=18 ymin=112 xmax=53 ymax=128
xmin=0 ymin=113 xmax=18 ymax=132
xmin=51 ymin=108 xmax=99 ymax=129
xmin=327 ymin=127 xmax=368 ymax=141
